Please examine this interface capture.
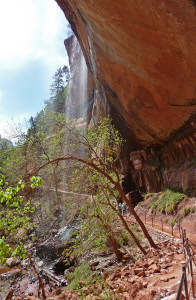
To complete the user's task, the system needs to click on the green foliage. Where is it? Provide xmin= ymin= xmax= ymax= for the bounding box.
xmin=182 ymin=206 xmax=195 ymax=217
xmin=0 ymin=83 xmax=147 ymax=259
xmin=171 ymin=218 xmax=176 ymax=227
xmin=63 ymin=196 xmax=114 ymax=264
xmin=171 ymin=216 xmax=182 ymax=227
xmin=0 ymin=176 xmax=42 ymax=264
xmin=118 ymin=224 xmax=142 ymax=246
xmin=30 ymin=176 xmax=43 ymax=188
xmin=0 ymin=238 xmax=14 ymax=264
xmin=148 ymin=189 xmax=184 ymax=214
xmin=48 ymin=66 xmax=69 ymax=113
xmin=0 ymin=66 xmax=70 ymax=237
xmin=60 ymin=117 xmax=137 ymax=261
xmin=144 ymin=193 xmax=153 ymax=201
xmin=0 ymin=142 xmax=24 ymax=185
xmin=66 ymin=263 xmax=121 ymax=300
xmin=60 ymin=116 xmax=152 ymax=259
xmin=66 ymin=263 xmax=94 ymax=290
xmin=0 ymin=65 xmax=69 ymax=188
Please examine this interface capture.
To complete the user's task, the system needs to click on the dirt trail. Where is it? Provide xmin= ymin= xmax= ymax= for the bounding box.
xmin=134 ymin=198 xmax=196 ymax=248
xmin=44 ymin=219 xmax=187 ymax=300
xmin=3 ymin=204 xmax=196 ymax=299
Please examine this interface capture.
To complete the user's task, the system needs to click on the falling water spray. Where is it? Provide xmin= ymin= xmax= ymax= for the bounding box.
xmin=59 ymin=35 xmax=89 ymax=228
xmin=66 ymin=35 xmax=88 ymax=120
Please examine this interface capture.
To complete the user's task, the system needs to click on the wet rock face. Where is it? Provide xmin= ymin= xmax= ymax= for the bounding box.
xmin=56 ymin=0 xmax=196 ymax=148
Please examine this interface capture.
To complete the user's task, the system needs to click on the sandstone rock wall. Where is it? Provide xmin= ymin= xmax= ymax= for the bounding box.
xmin=55 ymin=0 xmax=196 ymax=191
xmin=129 ymin=115 xmax=196 ymax=192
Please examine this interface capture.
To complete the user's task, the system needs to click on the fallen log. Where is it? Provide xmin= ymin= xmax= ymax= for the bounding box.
xmin=40 ymin=269 xmax=67 ymax=286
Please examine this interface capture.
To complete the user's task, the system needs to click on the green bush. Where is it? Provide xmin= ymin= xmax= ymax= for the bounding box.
xmin=118 ymin=224 xmax=142 ymax=246
xmin=144 ymin=193 xmax=153 ymax=201
xmin=66 ymin=263 xmax=94 ymax=290
xmin=182 ymin=207 xmax=195 ymax=217
xmin=66 ymin=263 xmax=121 ymax=299
xmin=171 ymin=216 xmax=181 ymax=227
xmin=148 ymin=189 xmax=184 ymax=215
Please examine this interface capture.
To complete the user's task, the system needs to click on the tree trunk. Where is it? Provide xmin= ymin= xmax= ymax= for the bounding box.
xmin=53 ymin=167 xmax=61 ymax=204
xmin=107 ymin=235 xmax=124 ymax=261
xmin=116 ymin=210 xmax=147 ymax=255
xmin=103 ymin=188 xmax=147 ymax=255
xmin=27 ymin=253 xmax=46 ymax=299
xmin=106 ymin=223 xmax=136 ymax=261
xmin=103 ymin=188 xmax=146 ymax=255
xmin=116 ymin=183 xmax=157 ymax=249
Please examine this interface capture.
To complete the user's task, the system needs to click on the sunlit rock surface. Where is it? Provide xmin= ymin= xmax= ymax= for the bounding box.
xmin=55 ymin=0 xmax=196 ymax=190
xmin=56 ymin=0 xmax=196 ymax=147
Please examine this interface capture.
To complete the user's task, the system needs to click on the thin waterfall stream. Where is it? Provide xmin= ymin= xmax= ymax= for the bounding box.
xmin=66 ymin=35 xmax=88 ymax=120
xmin=58 ymin=34 xmax=89 ymax=234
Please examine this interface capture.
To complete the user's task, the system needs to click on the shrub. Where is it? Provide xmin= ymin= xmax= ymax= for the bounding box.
xmin=171 ymin=216 xmax=181 ymax=227
xmin=182 ymin=207 xmax=195 ymax=217
xmin=66 ymin=263 xmax=94 ymax=290
xmin=118 ymin=224 xmax=142 ymax=246
xmin=148 ymin=189 xmax=184 ymax=215
xmin=144 ymin=193 xmax=153 ymax=201
xmin=66 ymin=263 xmax=121 ymax=299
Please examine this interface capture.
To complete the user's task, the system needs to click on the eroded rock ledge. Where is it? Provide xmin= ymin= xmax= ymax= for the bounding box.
xmin=128 ymin=115 xmax=196 ymax=191
xmin=55 ymin=0 xmax=196 ymax=190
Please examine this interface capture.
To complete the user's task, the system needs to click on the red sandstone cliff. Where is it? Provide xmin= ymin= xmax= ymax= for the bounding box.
xmin=55 ymin=0 xmax=196 ymax=191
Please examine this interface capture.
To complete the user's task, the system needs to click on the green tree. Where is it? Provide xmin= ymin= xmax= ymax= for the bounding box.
xmin=37 ymin=117 xmax=156 ymax=256
xmin=0 ymin=175 xmax=46 ymax=298
xmin=0 ymin=175 xmax=42 ymax=262
xmin=0 ymin=65 xmax=69 ymax=189
xmin=27 ymin=116 xmax=37 ymax=138
xmin=45 ymin=66 xmax=69 ymax=113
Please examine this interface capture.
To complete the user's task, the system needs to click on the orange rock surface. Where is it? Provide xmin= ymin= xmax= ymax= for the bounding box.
xmin=55 ymin=0 xmax=196 ymax=148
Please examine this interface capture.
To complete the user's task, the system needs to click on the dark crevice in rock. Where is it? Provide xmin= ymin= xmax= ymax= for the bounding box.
xmin=190 ymin=0 xmax=196 ymax=8
xmin=161 ymin=112 xmax=196 ymax=150
xmin=121 ymin=173 xmax=137 ymax=194
xmin=169 ymin=102 xmax=196 ymax=107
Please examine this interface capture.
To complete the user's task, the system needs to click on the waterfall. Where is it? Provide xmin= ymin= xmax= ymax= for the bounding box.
xmin=59 ymin=36 xmax=89 ymax=229
xmin=66 ymin=35 xmax=88 ymax=120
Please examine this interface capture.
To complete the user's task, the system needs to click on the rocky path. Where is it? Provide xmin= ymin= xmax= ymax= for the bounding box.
xmin=46 ymin=226 xmax=185 ymax=300
xmin=44 ymin=239 xmax=184 ymax=300
xmin=135 ymin=197 xmax=196 ymax=246
xmin=1 ymin=216 xmax=193 ymax=300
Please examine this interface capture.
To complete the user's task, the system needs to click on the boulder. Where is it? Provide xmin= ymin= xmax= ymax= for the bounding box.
xmin=6 ymin=257 xmax=20 ymax=268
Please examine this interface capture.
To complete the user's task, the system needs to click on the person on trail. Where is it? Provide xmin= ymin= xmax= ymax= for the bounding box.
xmin=119 ymin=203 xmax=122 ymax=214
xmin=122 ymin=203 xmax=126 ymax=216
